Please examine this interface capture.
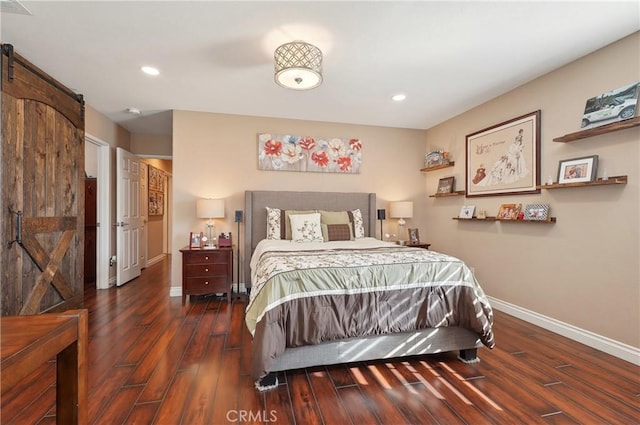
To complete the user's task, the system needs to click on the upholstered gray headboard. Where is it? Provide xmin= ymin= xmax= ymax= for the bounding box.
xmin=244 ymin=191 xmax=376 ymax=287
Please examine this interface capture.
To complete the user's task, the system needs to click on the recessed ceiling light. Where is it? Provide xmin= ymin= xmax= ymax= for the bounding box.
xmin=392 ymin=94 xmax=406 ymax=102
xmin=141 ymin=66 xmax=160 ymax=76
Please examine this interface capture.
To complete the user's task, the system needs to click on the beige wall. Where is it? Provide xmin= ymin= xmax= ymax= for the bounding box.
xmin=131 ymin=133 xmax=172 ymax=158
xmin=424 ymin=33 xmax=639 ymax=347
xmin=171 ymin=111 xmax=425 ymax=286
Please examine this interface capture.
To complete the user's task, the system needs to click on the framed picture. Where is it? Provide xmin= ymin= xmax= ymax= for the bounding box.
xmin=424 ymin=151 xmax=443 ymax=168
xmin=557 ymin=155 xmax=598 ymax=184
xmin=149 ymin=190 xmax=164 ymax=216
xmin=497 ymin=203 xmax=521 ymax=220
xmin=408 ymin=228 xmax=420 ymax=244
xmin=524 ymin=204 xmax=550 ymax=221
xmin=437 ymin=176 xmax=455 ymax=194
xmin=459 ymin=205 xmax=476 ymax=219
xmin=189 ymin=232 xmax=203 ymax=249
xmin=149 ymin=166 xmax=164 ymax=192
xmin=466 ymin=111 xmax=541 ymax=198
xmin=581 ymin=81 xmax=639 ymax=130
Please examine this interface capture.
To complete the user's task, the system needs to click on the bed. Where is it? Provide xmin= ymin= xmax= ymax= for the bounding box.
xmin=244 ymin=190 xmax=494 ymax=390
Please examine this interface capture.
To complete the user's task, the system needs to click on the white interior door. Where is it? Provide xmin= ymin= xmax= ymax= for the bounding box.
xmin=116 ymin=148 xmax=142 ymax=286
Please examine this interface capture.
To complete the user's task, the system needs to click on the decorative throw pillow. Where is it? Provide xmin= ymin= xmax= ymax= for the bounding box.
xmin=289 ymin=213 xmax=323 ymax=243
xmin=266 ymin=207 xmax=282 ymax=240
xmin=321 ymin=223 xmax=353 ymax=241
xmin=351 ymin=209 xmax=365 ymax=239
xmin=285 ymin=209 xmax=316 ymax=240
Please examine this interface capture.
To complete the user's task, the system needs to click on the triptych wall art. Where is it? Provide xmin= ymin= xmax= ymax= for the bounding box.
xmin=258 ymin=133 xmax=362 ymax=174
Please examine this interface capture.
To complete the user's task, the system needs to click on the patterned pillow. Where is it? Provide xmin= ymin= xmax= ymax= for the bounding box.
xmin=289 ymin=213 xmax=323 ymax=243
xmin=350 ymin=209 xmax=365 ymax=239
xmin=284 ymin=209 xmax=316 ymax=240
xmin=321 ymin=223 xmax=353 ymax=241
xmin=266 ymin=207 xmax=282 ymax=240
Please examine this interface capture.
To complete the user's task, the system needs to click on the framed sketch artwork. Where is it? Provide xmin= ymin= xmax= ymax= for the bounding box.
xmin=466 ymin=111 xmax=541 ymax=198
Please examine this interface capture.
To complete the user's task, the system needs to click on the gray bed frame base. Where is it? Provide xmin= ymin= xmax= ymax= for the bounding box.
xmin=245 ymin=191 xmax=483 ymax=385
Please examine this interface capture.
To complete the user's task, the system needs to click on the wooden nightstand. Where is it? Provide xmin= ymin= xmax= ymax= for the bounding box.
xmin=180 ymin=246 xmax=233 ymax=304
xmin=406 ymin=243 xmax=431 ymax=250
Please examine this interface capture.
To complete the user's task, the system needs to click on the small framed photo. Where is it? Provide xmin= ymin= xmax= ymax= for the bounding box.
xmin=424 ymin=151 xmax=443 ymax=168
xmin=189 ymin=231 xmax=203 ymax=249
xmin=476 ymin=209 xmax=487 ymax=219
xmin=459 ymin=205 xmax=476 ymax=219
xmin=524 ymin=204 xmax=550 ymax=221
xmin=408 ymin=228 xmax=420 ymax=244
xmin=557 ymin=155 xmax=598 ymax=184
xmin=437 ymin=176 xmax=455 ymax=194
xmin=497 ymin=203 xmax=521 ymax=220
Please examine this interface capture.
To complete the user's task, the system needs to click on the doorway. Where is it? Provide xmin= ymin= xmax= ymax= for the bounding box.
xmin=85 ymin=134 xmax=111 ymax=289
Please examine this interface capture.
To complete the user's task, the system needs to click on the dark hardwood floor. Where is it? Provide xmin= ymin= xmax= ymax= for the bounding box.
xmin=3 ymin=256 xmax=639 ymax=424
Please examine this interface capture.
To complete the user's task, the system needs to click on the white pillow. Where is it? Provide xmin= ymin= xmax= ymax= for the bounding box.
xmin=289 ymin=213 xmax=323 ymax=243
xmin=266 ymin=207 xmax=282 ymax=240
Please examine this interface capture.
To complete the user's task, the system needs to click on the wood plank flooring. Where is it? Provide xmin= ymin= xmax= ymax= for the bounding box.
xmin=2 ymin=256 xmax=639 ymax=424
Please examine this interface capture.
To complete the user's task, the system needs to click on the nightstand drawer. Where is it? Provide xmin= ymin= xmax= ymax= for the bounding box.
xmin=184 ymin=263 xmax=227 ymax=276
xmin=184 ymin=276 xmax=229 ymax=293
xmin=183 ymin=250 xmax=229 ymax=265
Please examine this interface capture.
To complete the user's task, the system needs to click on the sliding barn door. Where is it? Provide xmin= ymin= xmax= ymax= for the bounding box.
xmin=1 ymin=44 xmax=85 ymax=315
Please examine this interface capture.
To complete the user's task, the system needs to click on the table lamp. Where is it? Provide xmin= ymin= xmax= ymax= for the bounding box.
xmin=196 ymin=198 xmax=225 ymax=247
xmin=389 ymin=201 xmax=413 ymax=244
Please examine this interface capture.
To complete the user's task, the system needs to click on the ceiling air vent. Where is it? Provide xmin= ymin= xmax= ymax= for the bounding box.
xmin=0 ymin=0 xmax=32 ymax=15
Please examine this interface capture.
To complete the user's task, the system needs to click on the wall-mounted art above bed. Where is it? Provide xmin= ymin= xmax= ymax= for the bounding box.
xmin=257 ymin=133 xmax=362 ymax=174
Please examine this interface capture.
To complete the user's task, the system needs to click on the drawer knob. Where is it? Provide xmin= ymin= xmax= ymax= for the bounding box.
xmin=205 ymin=268 xmax=209 ymax=272
xmin=205 ymin=256 xmax=209 ymax=260
xmin=204 ymin=281 xmax=209 ymax=285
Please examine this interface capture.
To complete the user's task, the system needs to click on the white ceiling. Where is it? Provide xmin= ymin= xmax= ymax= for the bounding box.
xmin=2 ymin=1 xmax=639 ymax=136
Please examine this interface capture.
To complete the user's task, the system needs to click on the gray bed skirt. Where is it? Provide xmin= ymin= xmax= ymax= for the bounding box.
xmin=269 ymin=326 xmax=482 ymax=372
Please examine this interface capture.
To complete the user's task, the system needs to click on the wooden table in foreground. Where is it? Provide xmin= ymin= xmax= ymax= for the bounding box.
xmin=1 ymin=309 xmax=88 ymax=425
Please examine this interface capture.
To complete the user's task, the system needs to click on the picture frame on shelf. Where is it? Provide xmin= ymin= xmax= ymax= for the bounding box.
xmin=189 ymin=232 xmax=203 ymax=249
xmin=524 ymin=204 xmax=550 ymax=221
xmin=476 ymin=209 xmax=487 ymax=219
xmin=459 ymin=205 xmax=476 ymax=219
xmin=437 ymin=176 xmax=455 ymax=194
xmin=557 ymin=155 xmax=598 ymax=184
xmin=581 ymin=81 xmax=639 ymax=130
xmin=466 ymin=110 xmax=541 ymax=197
xmin=497 ymin=203 xmax=521 ymax=220
xmin=407 ymin=228 xmax=420 ymax=244
xmin=424 ymin=151 xmax=444 ymax=168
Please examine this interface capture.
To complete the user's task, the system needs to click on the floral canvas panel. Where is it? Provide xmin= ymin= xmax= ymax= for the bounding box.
xmin=258 ymin=133 xmax=362 ymax=174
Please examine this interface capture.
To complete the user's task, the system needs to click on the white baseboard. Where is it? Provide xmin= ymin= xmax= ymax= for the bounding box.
xmin=146 ymin=254 xmax=166 ymax=267
xmin=488 ymin=296 xmax=640 ymax=366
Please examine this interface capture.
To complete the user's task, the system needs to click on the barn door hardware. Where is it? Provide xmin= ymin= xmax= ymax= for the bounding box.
xmin=7 ymin=206 xmax=22 ymax=248
xmin=2 ymin=43 xmax=15 ymax=81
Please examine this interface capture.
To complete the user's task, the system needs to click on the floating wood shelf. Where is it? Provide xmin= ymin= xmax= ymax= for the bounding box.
xmin=420 ymin=161 xmax=455 ymax=172
xmin=452 ymin=216 xmax=556 ymax=223
xmin=539 ymin=175 xmax=627 ymax=189
xmin=429 ymin=190 xmax=465 ymax=198
xmin=553 ymin=117 xmax=640 ymax=143
xmin=452 ymin=217 xmax=497 ymax=221
xmin=498 ymin=217 xmax=557 ymax=223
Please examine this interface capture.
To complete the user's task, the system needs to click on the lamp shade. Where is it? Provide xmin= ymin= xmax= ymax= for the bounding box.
xmin=389 ymin=201 xmax=413 ymax=219
xmin=274 ymin=41 xmax=323 ymax=90
xmin=196 ymin=199 xmax=225 ymax=219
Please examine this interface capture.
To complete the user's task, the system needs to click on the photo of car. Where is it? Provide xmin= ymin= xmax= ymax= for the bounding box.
xmin=581 ymin=82 xmax=639 ymax=129
xmin=581 ymin=97 xmax=637 ymax=128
